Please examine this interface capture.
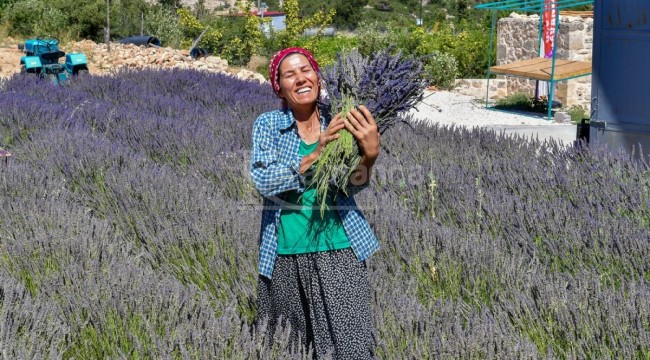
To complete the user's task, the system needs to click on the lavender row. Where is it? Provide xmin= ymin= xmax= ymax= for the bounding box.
xmin=1 ymin=70 xmax=649 ymax=358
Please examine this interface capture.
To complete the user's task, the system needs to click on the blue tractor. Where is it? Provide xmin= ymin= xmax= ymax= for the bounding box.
xmin=19 ymin=37 xmax=89 ymax=84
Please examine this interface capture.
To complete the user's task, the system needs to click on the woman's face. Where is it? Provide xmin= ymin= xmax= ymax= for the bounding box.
xmin=277 ymin=53 xmax=320 ymax=110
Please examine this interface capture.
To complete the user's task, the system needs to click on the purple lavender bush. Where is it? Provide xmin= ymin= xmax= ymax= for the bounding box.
xmin=313 ymin=48 xmax=427 ymax=214
xmin=0 ymin=69 xmax=648 ymax=358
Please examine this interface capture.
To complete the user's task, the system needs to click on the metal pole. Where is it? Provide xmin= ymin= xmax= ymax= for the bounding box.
xmin=548 ymin=3 xmax=560 ymax=120
xmin=106 ymin=0 xmax=111 ymax=53
xmin=141 ymin=11 xmax=144 ymax=36
xmin=420 ymin=0 xmax=423 ymax=26
xmin=485 ymin=10 xmax=497 ymax=108
xmin=535 ymin=0 xmax=545 ymax=100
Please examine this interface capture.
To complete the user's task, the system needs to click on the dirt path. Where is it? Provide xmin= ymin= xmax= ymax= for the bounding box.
xmin=0 ymin=38 xmax=22 ymax=78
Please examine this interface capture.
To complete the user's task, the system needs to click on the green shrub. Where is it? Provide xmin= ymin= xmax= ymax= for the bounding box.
xmin=177 ymin=8 xmax=221 ymax=52
xmin=276 ymin=0 xmax=335 ymax=49
xmin=494 ymin=93 xmax=555 ymax=114
xmin=423 ymin=21 xmax=494 ymax=78
xmin=357 ymin=21 xmax=495 ymax=81
xmin=423 ymin=50 xmax=459 ymax=89
xmin=355 ymin=21 xmax=394 ymax=57
xmin=567 ymin=104 xmax=589 ymax=123
xmin=221 ymin=2 xmax=263 ymax=66
xmin=298 ymin=35 xmax=357 ymax=67
xmin=2 ymin=0 xmax=67 ymax=37
xmin=144 ymin=6 xmax=183 ymax=48
xmin=494 ymin=92 xmax=533 ymax=110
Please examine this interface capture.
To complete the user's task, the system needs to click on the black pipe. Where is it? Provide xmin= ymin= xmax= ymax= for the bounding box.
xmin=119 ymin=36 xmax=161 ymax=47
xmin=190 ymin=47 xmax=209 ymax=59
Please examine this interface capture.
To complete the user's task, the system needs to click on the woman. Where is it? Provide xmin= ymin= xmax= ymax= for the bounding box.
xmin=250 ymin=47 xmax=380 ymax=359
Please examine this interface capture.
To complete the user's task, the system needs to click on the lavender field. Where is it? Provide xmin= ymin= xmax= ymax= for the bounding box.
xmin=0 ymin=69 xmax=649 ymax=359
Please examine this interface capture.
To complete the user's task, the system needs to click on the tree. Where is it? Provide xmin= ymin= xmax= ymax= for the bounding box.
xmin=159 ymin=0 xmax=181 ymax=10
xmin=279 ymin=0 xmax=335 ymax=49
xmin=222 ymin=1 xmax=264 ymax=65
xmin=332 ymin=0 xmax=367 ymax=30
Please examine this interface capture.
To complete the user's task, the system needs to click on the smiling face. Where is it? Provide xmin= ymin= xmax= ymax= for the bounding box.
xmin=277 ymin=53 xmax=320 ymax=111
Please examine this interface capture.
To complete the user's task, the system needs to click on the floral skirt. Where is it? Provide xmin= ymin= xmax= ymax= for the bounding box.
xmin=256 ymin=248 xmax=375 ymax=359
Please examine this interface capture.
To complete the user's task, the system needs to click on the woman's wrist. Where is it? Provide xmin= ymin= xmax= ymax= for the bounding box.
xmin=299 ymin=149 xmax=321 ymax=173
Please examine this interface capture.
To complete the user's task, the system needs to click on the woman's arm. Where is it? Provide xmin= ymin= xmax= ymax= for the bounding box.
xmin=250 ymin=115 xmax=305 ymax=198
xmin=250 ymin=112 xmax=347 ymax=197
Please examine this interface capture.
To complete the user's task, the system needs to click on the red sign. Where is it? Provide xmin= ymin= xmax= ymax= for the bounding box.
xmin=542 ymin=0 xmax=556 ymax=58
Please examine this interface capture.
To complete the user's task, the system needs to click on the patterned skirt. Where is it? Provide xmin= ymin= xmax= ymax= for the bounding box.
xmin=256 ymin=248 xmax=375 ymax=359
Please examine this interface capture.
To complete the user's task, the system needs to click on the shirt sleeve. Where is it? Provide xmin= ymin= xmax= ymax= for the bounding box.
xmin=250 ymin=114 xmax=306 ymax=198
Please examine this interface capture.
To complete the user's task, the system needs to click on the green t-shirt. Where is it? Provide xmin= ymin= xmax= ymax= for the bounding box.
xmin=277 ymin=140 xmax=351 ymax=255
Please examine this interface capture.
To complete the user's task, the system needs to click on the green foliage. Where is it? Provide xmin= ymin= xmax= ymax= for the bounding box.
xmin=355 ymin=20 xmax=393 ymax=57
xmin=567 ymin=104 xmax=589 ymax=123
xmin=331 ymin=0 xmax=368 ymax=30
xmin=417 ymin=21 xmax=494 ymax=78
xmin=143 ymin=6 xmax=183 ymax=48
xmin=276 ymin=0 xmax=335 ymax=49
xmin=107 ymin=0 xmax=148 ymax=39
xmin=423 ymin=50 xmax=458 ymax=89
xmin=355 ymin=21 xmax=481 ymax=87
xmin=494 ymin=93 xmax=551 ymax=114
xmin=54 ymin=0 xmax=104 ymax=40
xmin=1 ymin=0 xmax=68 ymax=38
xmin=1 ymin=0 xmax=150 ymax=41
xmin=159 ymin=0 xmax=181 ymax=10
xmin=221 ymin=1 xmax=264 ymax=66
xmin=495 ymin=92 xmax=532 ymax=109
xmin=293 ymin=0 xmax=495 ymax=31
xmin=297 ymin=35 xmax=357 ymax=67
xmin=1 ymin=0 xmax=498 ymax=83
xmin=177 ymin=8 xmax=221 ymax=52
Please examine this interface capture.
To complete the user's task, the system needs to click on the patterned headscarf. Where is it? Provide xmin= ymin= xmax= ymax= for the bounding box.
xmin=269 ymin=47 xmax=320 ymax=97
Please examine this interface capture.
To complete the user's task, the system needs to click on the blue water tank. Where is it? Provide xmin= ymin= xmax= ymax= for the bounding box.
xmin=590 ymin=0 xmax=650 ymax=157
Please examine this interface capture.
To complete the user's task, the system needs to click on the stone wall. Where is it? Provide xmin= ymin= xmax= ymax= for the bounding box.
xmin=496 ymin=12 xmax=593 ymax=109
xmin=453 ymin=78 xmax=508 ymax=100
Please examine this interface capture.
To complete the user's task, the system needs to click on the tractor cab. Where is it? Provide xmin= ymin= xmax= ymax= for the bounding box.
xmin=20 ymin=37 xmax=89 ymax=84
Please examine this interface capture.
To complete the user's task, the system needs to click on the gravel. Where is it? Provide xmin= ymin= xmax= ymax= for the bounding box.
xmin=409 ymin=90 xmax=566 ymax=128
xmin=407 ymin=90 xmax=580 ymax=145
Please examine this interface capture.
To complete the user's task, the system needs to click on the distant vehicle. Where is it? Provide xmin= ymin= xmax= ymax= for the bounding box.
xmin=19 ymin=37 xmax=89 ymax=84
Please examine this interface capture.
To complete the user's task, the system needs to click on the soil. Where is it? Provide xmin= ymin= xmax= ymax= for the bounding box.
xmin=0 ymin=38 xmax=22 ymax=79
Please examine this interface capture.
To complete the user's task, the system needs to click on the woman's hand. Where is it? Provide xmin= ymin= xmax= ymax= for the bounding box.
xmin=343 ymin=105 xmax=380 ymax=161
xmin=315 ymin=112 xmax=346 ymax=155
xmin=300 ymin=113 xmax=346 ymax=173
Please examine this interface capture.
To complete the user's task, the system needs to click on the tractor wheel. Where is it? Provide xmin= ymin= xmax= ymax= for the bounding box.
xmin=76 ymin=69 xmax=89 ymax=77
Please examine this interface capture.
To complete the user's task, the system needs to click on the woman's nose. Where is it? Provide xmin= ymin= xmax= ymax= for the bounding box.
xmin=295 ymin=72 xmax=306 ymax=84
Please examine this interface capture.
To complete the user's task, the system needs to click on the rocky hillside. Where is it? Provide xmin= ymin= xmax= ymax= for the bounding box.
xmin=146 ymin=0 xmax=240 ymax=11
xmin=0 ymin=37 xmax=266 ymax=83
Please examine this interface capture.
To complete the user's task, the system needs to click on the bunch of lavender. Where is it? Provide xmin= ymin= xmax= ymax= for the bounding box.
xmin=314 ymin=48 xmax=427 ymax=214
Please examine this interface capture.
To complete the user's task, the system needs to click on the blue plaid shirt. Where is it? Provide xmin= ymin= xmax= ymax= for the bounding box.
xmin=250 ymin=108 xmax=380 ymax=279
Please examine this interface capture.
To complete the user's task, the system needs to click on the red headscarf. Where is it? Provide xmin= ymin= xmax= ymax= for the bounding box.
xmin=269 ymin=47 xmax=320 ymax=97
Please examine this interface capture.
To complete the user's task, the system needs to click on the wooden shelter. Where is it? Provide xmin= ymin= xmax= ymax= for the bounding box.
xmin=475 ymin=0 xmax=594 ymax=119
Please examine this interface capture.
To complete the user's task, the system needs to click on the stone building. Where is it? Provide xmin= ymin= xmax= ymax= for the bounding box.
xmin=496 ymin=12 xmax=593 ymax=109
xmin=455 ymin=12 xmax=593 ymax=111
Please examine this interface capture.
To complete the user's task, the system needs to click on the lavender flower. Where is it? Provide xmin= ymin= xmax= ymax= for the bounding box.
xmin=313 ymin=49 xmax=427 ymax=213
xmin=0 ymin=68 xmax=648 ymax=358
